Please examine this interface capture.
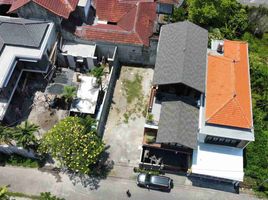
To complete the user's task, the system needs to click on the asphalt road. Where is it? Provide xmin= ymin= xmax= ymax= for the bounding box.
xmin=0 ymin=166 xmax=260 ymax=200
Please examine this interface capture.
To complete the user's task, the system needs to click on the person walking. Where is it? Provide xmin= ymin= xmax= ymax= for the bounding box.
xmin=126 ymin=189 xmax=131 ymax=197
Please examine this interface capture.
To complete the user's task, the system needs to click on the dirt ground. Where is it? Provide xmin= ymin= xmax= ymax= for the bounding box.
xmin=27 ymin=91 xmax=68 ymax=137
xmin=103 ymin=66 xmax=153 ymax=166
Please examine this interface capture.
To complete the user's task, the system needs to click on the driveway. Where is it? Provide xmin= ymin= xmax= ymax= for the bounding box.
xmin=103 ymin=66 xmax=154 ymax=167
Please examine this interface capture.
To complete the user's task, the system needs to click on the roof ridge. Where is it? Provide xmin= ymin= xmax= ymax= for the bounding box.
xmin=23 ymin=23 xmax=38 ymax=46
xmin=117 ymin=6 xmax=136 ymax=31
xmin=233 ymin=97 xmax=251 ymax=128
xmin=181 ymin=21 xmax=190 ymax=81
xmin=206 ymin=96 xmax=234 ymax=122
xmin=116 ymin=2 xmax=137 ymax=23
xmin=133 ymin=2 xmax=144 ymax=44
xmin=80 ymin=25 xmax=134 ymax=34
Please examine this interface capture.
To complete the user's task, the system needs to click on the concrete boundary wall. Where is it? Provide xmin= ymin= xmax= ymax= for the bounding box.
xmin=96 ymin=55 xmax=120 ymax=137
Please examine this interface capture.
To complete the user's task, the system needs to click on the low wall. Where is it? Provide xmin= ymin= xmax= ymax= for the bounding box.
xmin=96 ymin=55 xmax=120 ymax=137
xmin=0 ymin=145 xmax=36 ymax=159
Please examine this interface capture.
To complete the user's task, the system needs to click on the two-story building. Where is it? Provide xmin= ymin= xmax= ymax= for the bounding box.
xmin=0 ymin=16 xmax=57 ymax=122
xmin=191 ymin=40 xmax=254 ymax=181
xmin=141 ymin=21 xmax=254 ymax=182
xmin=141 ymin=21 xmax=208 ymax=172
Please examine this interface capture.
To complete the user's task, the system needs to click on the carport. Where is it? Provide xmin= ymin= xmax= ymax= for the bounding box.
xmin=140 ymin=145 xmax=192 ymax=173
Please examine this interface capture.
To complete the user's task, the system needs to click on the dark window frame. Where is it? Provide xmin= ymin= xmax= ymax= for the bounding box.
xmin=205 ymin=135 xmax=240 ymax=147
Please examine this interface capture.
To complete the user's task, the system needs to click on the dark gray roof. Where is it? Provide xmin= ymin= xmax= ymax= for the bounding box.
xmin=0 ymin=16 xmax=49 ymax=52
xmin=156 ymin=100 xmax=199 ymax=149
xmin=153 ymin=21 xmax=208 ymax=93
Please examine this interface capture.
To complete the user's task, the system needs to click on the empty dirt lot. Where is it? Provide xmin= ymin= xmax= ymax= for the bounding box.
xmin=103 ymin=66 xmax=153 ymax=166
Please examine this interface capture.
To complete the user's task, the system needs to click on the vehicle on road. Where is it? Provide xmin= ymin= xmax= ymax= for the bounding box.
xmin=137 ymin=173 xmax=173 ymax=192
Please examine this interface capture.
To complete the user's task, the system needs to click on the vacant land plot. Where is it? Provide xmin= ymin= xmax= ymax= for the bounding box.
xmin=103 ymin=66 xmax=153 ymax=166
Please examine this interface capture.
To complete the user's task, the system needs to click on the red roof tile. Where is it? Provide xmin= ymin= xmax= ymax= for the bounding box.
xmin=0 ymin=0 xmax=14 ymax=4
xmin=206 ymin=40 xmax=253 ymax=129
xmin=76 ymin=0 xmax=157 ymax=46
xmin=8 ymin=0 xmax=79 ymax=19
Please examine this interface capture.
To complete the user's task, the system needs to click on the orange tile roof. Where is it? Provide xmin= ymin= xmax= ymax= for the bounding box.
xmin=8 ymin=0 xmax=79 ymax=19
xmin=75 ymin=0 xmax=157 ymax=46
xmin=206 ymin=40 xmax=253 ymax=129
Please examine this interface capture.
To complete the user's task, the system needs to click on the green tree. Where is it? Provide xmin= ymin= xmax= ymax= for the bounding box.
xmin=39 ymin=116 xmax=105 ymax=174
xmin=62 ymin=85 xmax=77 ymax=103
xmin=39 ymin=192 xmax=64 ymax=200
xmin=168 ymin=1 xmax=188 ymax=22
xmin=13 ymin=121 xmax=39 ymax=150
xmin=186 ymin=0 xmax=248 ymax=39
xmin=248 ymin=6 xmax=268 ymax=37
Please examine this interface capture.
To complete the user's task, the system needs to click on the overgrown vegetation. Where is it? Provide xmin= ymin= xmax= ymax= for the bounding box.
xmin=39 ymin=116 xmax=105 ymax=174
xmin=122 ymin=72 xmax=147 ymax=123
xmin=242 ymin=33 xmax=268 ymax=197
xmin=170 ymin=0 xmax=248 ymax=39
xmin=169 ymin=1 xmax=268 ymax=196
xmin=133 ymin=167 xmax=161 ymax=175
xmin=122 ymin=73 xmax=143 ymax=104
xmin=0 ymin=153 xmax=41 ymax=168
xmin=0 ymin=121 xmax=39 ymax=150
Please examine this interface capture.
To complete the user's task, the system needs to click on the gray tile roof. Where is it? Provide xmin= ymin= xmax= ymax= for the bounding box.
xmin=156 ymin=100 xmax=199 ymax=149
xmin=0 ymin=16 xmax=49 ymax=52
xmin=153 ymin=21 xmax=208 ymax=93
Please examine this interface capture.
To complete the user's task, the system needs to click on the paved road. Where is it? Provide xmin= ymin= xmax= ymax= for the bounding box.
xmin=0 ymin=166 xmax=260 ymax=200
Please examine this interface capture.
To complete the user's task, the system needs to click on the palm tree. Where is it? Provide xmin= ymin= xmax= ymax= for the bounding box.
xmin=62 ymin=85 xmax=77 ymax=104
xmin=90 ymin=66 xmax=104 ymax=90
xmin=13 ymin=121 xmax=39 ymax=150
xmin=0 ymin=125 xmax=14 ymax=145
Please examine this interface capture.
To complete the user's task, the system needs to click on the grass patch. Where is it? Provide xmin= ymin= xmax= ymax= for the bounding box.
xmin=123 ymin=112 xmax=130 ymax=123
xmin=7 ymin=191 xmax=40 ymax=199
xmin=122 ymin=73 xmax=143 ymax=104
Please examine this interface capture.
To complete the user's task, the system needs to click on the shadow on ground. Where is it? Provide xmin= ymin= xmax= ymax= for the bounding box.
xmin=188 ymin=176 xmax=237 ymax=193
xmin=38 ymin=149 xmax=114 ymax=190
xmin=64 ymin=150 xmax=114 ymax=190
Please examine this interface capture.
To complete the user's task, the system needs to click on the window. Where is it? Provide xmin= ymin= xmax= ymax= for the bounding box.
xmin=205 ymin=135 xmax=240 ymax=147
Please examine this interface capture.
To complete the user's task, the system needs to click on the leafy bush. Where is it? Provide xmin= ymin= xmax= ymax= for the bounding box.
xmin=39 ymin=192 xmax=65 ymax=200
xmin=133 ymin=167 xmax=161 ymax=175
xmin=0 ymin=153 xmax=40 ymax=168
xmin=146 ymin=114 xmax=154 ymax=123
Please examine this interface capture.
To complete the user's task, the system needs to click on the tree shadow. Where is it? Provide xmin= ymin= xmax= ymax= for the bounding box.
xmin=63 ymin=149 xmax=114 ymax=190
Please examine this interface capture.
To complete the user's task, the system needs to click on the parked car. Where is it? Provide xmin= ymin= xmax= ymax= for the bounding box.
xmin=137 ymin=173 xmax=173 ymax=192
